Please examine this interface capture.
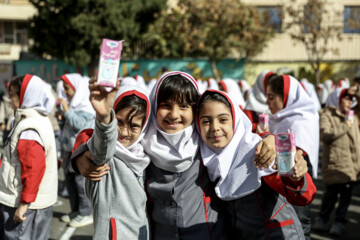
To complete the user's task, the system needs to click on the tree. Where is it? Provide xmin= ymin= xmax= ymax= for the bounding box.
xmin=283 ymin=0 xmax=342 ymax=85
xmin=142 ymin=0 xmax=274 ymax=80
xmin=28 ymin=0 xmax=167 ymax=70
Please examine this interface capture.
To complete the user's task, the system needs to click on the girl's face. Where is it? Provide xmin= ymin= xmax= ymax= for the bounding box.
xmin=63 ymin=81 xmax=75 ymax=100
xmin=9 ymin=88 xmax=19 ymax=110
xmin=157 ymin=100 xmax=193 ymax=134
xmin=116 ymin=107 xmax=144 ymax=147
xmin=266 ymin=86 xmax=284 ymax=114
xmin=198 ymin=100 xmax=234 ymax=149
xmin=340 ymin=95 xmax=353 ymax=113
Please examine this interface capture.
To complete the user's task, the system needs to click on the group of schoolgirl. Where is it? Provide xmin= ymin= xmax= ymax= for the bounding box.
xmin=0 ymin=73 xmax=96 ymax=239
xmin=69 ymin=70 xmax=316 ymax=239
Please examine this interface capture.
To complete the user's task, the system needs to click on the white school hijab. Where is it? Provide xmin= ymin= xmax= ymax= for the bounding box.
xmin=120 ymin=76 xmax=138 ymax=87
xmin=317 ymin=83 xmax=327 ymax=105
xmin=269 ymin=75 xmax=320 ymax=178
xmin=300 ymin=78 xmax=322 ymax=111
xmin=61 ymin=73 xmax=95 ymax=115
xmin=245 ymin=70 xmax=275 ymax=113
xmin=196 ymin=90 xmax=276 ymax=200
xmin=325 ymin=87 xmax=346 ymax=109
xmin=197 ymin=79 xmax=208 ymax=94
xmin=135 ymin=75 xmax=148 ymax=90
xmin=239 ymin=80 xmax=250 ymax=96
xmin=142 ymin=71 xmax=200 ymax=173
xmin=112 ymin=86 xmax=151 ymax=177
xmin=219 ymin=78 xmax=246 ymax=108
xmin=207 ymin=78 xmax=219 ymax=90
xmin=147 ymin=78 xmax=157 ymax=92
xmin=20 ymin=74 xmax=55 ymax=115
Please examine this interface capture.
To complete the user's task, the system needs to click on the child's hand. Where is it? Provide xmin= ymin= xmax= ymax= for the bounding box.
xmin=13 ymin=203 xmax=29 ymax=223
xmin=254 ymin=135 xmax=276 ymax=170
xmin=89 ymin=77 xmax=120 ymax=124
xmin=256 ymin=124 xmax=269 ymax=134
xmin=76 ymin=151 xmax=110 ymax=181
xmin=288 ymin=149 xmax=308 ymax=181
xmin=345 ymin=120 xmax=353 ymax=128
xmin=58 ymin=98 xmax=69 ymax=112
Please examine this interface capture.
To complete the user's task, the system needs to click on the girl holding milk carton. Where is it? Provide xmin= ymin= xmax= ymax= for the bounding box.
xmin=313 ymin=87 xmax=360 ymax=236
xmin=196 ymin=89 xmax=316 ymax=239
xmin=265 ymin=75 xmax=320 ymax=240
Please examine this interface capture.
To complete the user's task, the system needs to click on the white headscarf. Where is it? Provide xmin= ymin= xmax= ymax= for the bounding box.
xmin=135 ymin=75 xmax=148 ymax=90
xmin=245 ymin=70 xmax=275 ymax=113
xmin=325 ymin=87 xmax=346 ymax=109
xmin=317 ymin=83 xmax=327 ymax=105
xmin=61 ymin=73 xmax=95 ymax=115
xmin=120 ymin=77 xmax=138 ymax=87
xmin=112 ymin=86 xmax=151 ymax=177
xmin=142 ymin=71 xmax=200 ymax=173
xmin=197 ymin=79 xmax=208 ymax=94
xmin=300 ymin=78 xmax=321 ymax=111
xmin=197 ymin=90 xmax=276 ymax=200
xmin=147 ymin=78 xmax=157 ymax=92
xmin=56 ymin=80 xmax=67 ymax=100
xmin=219 ymin=78 xmax=246 ymax=108
xmin=269 ymin=75 xmax=319 ymax=178
xmin=20 ymin=74 xmax=55 ymax=115
xmin=338 ymin=78 xmax=350 ymax=89
xmin=207 ymin=78 xmax=219 ymax=90
xmin=239 ymin=80 xmax=250 ymax=96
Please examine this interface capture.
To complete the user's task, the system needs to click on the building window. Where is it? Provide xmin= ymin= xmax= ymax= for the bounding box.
xmin=0 ymin=21 xmax=28 ymax=44
xmin=344 ymin=6 xmax=360 ymax=33
xmin=257 ymin=6 xmax=282 ymax=33
xmin=303 ymin=5 xmax=321 ymax=33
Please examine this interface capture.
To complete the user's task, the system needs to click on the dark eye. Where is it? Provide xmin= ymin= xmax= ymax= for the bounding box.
xmin=201 ymin=119 xmax=210 ymax=125
xmin=180 ymin=104 xmax=189 ymax=109
xmin=117 ymin=119 xmax=125 ymax=126
xmin=220 ymin=118 xmax=228 ymax=123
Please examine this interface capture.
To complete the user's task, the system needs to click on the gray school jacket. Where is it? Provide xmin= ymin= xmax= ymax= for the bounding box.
xmin=73 ymin=117 xmax=150 ymax=240
xmin=146 ymin=154 xmax=229 ymax=240
xmin=225 ymin=179 xmax=305 ymax=240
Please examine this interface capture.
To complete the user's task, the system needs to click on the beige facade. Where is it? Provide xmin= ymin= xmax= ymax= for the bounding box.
xmin=0 ymin=0 xmax=36 ymax=60
xmin=242 ymin=0 xmax=360 ymax=62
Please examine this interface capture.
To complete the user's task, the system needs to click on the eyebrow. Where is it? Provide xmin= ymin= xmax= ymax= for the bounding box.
xmin=199 ymin=113 xmax=231 ymax=119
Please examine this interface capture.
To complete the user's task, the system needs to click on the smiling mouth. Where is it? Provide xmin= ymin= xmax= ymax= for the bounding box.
xmin=209 ymin=136 xmax=223 ymax=142
xmin=165 ymin=120 xmax=182 ymax=127
xmin=118 ymin=137 xmax=130 ymax=141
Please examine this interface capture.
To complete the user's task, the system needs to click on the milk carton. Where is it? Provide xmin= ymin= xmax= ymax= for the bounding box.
xmin=258 ymin=113 xmax=269 ymax=130
xmin=97 ymin=39 xmax=123 ymax=88
xmin=346 ymin=110 xmax=354 ymax=124
xmin=275 ymin=132 xmax=296 ymax=176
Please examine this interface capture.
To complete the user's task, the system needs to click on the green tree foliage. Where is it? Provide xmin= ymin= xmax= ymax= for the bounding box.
xmin=29 ymin=0 xmax=167 ymax=67
xmin=142 ymin=0 xmax=274 ymax=79
xmin=283 ymin=0 xmax=342 ymax=85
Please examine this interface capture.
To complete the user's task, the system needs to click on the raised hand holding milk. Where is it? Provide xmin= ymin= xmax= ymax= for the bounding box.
xmin=275 ymin=131 xmax=296 ymax=176
xmin=97 ymin=39 xmax=123 ymax=88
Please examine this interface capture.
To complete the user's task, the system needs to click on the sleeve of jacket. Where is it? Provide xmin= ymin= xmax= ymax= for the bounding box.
xmin=263 ymin=172 xmax=316 ymax=206
xmin=17 ymin=139 xmax=46 ymax=203
xmin=87 ymin=110 xmax=117 ymax=165
xmin=70 ymin=129 xmax=94 ymax=173
xmin=64 ymin=109 xmax=95 ymax=132
xmin=320 ymin=110 xmax=350 ymax=144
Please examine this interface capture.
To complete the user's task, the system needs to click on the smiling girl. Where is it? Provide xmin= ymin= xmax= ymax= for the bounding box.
xmin=197 ymin=89 xmax=316 ymax=239
xmin=71 ymin=79 xmax=152 ymax=239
